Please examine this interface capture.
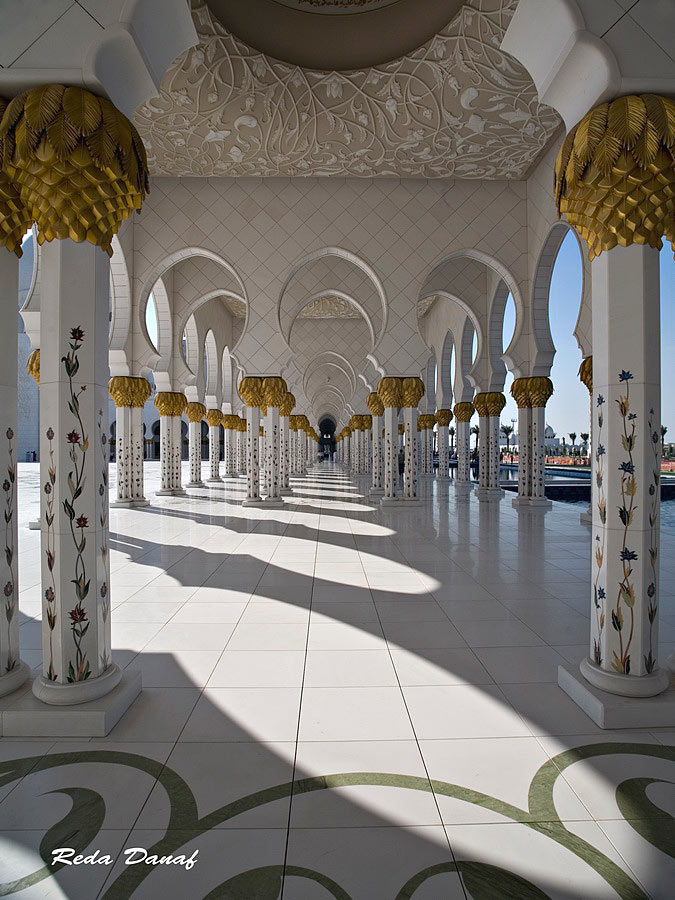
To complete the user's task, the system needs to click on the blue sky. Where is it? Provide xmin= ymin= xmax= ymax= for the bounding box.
xmin=501 ymin=234 xmax=673 ymax=440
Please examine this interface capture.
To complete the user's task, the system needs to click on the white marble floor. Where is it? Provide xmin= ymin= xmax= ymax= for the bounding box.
xmin=1 ymin=462 xmax=674 ymax=898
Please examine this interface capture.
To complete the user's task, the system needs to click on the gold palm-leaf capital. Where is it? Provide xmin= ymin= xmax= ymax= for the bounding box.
xmin=554 ymin=94 xmax=675 ymax=259
xmin=0 ymin=85 xmax=149 ymax=256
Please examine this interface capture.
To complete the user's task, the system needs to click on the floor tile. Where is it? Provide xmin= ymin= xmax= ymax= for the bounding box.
xmin=180 ymin=687 xmax=302 ymax=742
xmin=389 ymin=647 xmax=493 ymax=686
xmin=304 ymin=650 xmax=398 ymax=687
xmin=474 ymin=646 xmax=567 ymax=683
xmin=208 ymin=650 xmax=306 ymax=687
xmin=299 ymin=687 xmax=415 ymax=741
xmin=403 ymin=684 xmax=532 ymax=739
xmin=291 ymin=740 xmax=441 ymax=827
xmin=285 ymin=827 xmax=461 ymax=899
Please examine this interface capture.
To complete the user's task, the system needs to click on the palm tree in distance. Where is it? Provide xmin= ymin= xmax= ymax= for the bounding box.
xmin=448 ymin=426 xmax=456 ymax=450
xmin=500 ymin=424 xmax=513 ymax=453
xmin=662 ymin=425 xmax=668 ymax=456
xmin=471 ymin=424 xmax=480 ymax=452
xmin=580 ymin=432 xmax=589 ymax=455
xmin=569 ymin=432 xmax=577 ymax=456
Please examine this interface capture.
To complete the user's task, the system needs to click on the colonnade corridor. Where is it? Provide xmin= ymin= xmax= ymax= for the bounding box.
xmin=1 ymin=461 xmax=673 ymax=898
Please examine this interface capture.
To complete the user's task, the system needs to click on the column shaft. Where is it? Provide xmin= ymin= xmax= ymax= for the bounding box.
xmin=517 ymin=406 xmax=532 ymax=499
xmin=264 ymin=408 xmax=282 ymax=502
xmin=0 ymin=251 xmax=29 ymax=696
xmin=456 ymin=421 xmax=471 ymax=485
xmin=188 ymin=421 xmax=203 ymax=486
xmin=245 ymin=407 xmax=260 ymax=501
xmin=208 ymin=425 xmax=221 ymax=482
xmin=383 ymin=409 xmax=397 ymax=499
xmin=402 ymin=407 xmax=419 ymax=500
xmin=35 ymin=240 xmax=118 ymax=702
xmin=437 ymin=427 xmax=449 ymax=478
xmin=584 ymin=245 xmax=667 ymax=695
xmin=114 ymin=406 xmax=148 ymax=504
xmin=370 ymin=415 xmax=383 ymax=493
xmin=531 ymin=406 xmax=547 ymax=500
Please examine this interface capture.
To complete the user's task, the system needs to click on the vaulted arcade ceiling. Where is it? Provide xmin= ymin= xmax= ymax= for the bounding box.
xmin=135 ymin=0 xmax=561 ymax=179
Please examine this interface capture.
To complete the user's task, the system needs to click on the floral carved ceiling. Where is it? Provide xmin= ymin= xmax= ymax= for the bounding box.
xmin=135 ymin=0 xmax=561 ymax=179
xmin=298 ymin=295 xmax=362 ymax=318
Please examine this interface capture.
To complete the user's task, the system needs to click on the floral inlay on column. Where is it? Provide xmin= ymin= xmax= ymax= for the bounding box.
xmin=62 ymin=327 xmax=92 ymax=682
xmin=44 ymin=427 xmax=57 ymax=680
xmin=3 ymin=427 xmax=17 ymax=673
xmin=98 ymin=409 xmax=110 ymax=672
xmin=612 ymin=370 xmax=638 ymax=675
xmin=592 ymin=394 xmax=606 ymax=667
xmin=645 ymin=407 xmax=660 ymax=674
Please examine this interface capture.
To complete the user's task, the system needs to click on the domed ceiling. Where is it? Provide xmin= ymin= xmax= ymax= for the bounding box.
xmin=206 ymin=0 xmax=466 ymax=71
xmin=135 ymin=0 xmax=560 ymax=178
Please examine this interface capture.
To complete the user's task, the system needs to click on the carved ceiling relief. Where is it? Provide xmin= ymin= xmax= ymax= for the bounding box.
xmin=135 ymin=0 xmax=560 ymax=178
xmin=299 ymin=295 xmax=361 ymax=318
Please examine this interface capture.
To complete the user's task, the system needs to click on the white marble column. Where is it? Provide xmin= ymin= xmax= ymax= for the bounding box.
xmin=237 ymin=419 xmax=246 ymax=475
xmin=531 ymin=403 xmax=549 ymax=504
xmin=222 ymin=417 xmax=237 ymax=477
xmin=185 ymin=402 xmax=206 ymax=488
xmin=26 ymin=351 xmax=42 ymax=529
xmin=279 ymin=392 xmax=294 ymax=494
xmin=33 ymin=239 xmax=118 ymax=704
xmin=279 ymin=415 xmax=290 ymax=493
xmin=109 ymin=378 xmax=152 ymax=507
xmin=0 ymin=249 xmax=30 ymax=697
xmin=155 ymin=393 xmax=187 ymax=496
xmin=418 ymin=416 xmax=434 ymax=476
xmin=474 ymin=393 xmax=505 ymax=501
xmin=289 ymin=421 xmax=297 ymax=475
xmin=243 ymin=406 xmax=261 ymax=503
xmin=399 ymin=377 xmax=424 ymax=503
xmin=206 ymin=411 xmax=223 ymax=483
xmin=382 ymin=410 xmax=397 ymax=501
xmin=579 ymin=357 xmax=593 ymax=524
xmin=342 ymin=427 xmax=351 ymax=471
xmin=453 ymin=403 xmax=474 ymax=489
xmin=368 ymin=398 xmax=384 ymax=496
xmin=436 ymin=409 xmax=452 ymax=479
xmin=402 ymin=407 xmax=419 ymax=501
xmin=510 ymin=379 xmax=552 ymax=508
xmin=514 ymin=399 xmax=532 ymax=504
xmin=417 ymin=424 xmax=427 ymax=476
xmin=570 ymin=245 xmax=669 ymax=700
xmin=262 ymin=389 xmax=284 ymax=507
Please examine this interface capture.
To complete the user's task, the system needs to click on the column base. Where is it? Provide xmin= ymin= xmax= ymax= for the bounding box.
xmin=0 ymin=661 xmax=31 ymax=699
xmin=381 ymin=496 xmax=420 ymax=507
xmin=435 ymin=475 xmax=451 ymax=481
xmin=454 ymin=481 xmax=473 ymax=492
xmin=280 ymin=487 xmax=293 ymax=495
xmin=369 ymin=487 xmax=384 ymax=497
xmin=186 ymin=480 xmax=205 ymax=488
xmin=580 ymin=509 xmax=592 ymax=525
xmin=110 ymin=498 xmax=150 ymax=508
xmin=4 ymin=669 xmax=141 ymax=737
xmin=155 ymin=488 xmax=187 ymax=497
xmin=511 ymin=496 xmax=552 ymax=509
xmin=28 ymin=518 xmax=41 ymax=530
xmin=31 ymin=662 xmax=124 ymax=706
xmin=206 ymin=476 xmax=223 ymax=483
xmin=558 ymin=662 xmax=674 ymax=729
xmin=475 ymin=487 xmax=504 ymax=501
